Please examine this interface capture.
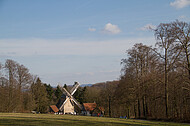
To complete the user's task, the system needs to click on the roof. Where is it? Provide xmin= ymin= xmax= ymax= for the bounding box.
xmin=83 ymin=103 xmax=97 ymax=111
xmin=50 ymin=105 xmax=59 ymax=113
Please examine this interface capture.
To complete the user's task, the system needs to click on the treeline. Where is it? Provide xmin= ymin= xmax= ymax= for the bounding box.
xmin=0 ymin=59 xmax=67 ymax=113
xmin=0 ymin=60 xmax=108 ymax=113
xmin=93 ymin=20 xmax=190 ymax=122
xmin=0 ymin=59 xmax=103 ymax=113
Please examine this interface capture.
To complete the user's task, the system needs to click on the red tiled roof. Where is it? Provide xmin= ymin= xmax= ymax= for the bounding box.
xmin=50 ymin=105 xmax=59 ymax=113
xmin=83 ymin=103 xmax=97 ymax=111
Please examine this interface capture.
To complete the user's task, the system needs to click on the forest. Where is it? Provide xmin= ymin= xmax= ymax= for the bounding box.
xmin=0 ymin=20 xmax=190 ymax=122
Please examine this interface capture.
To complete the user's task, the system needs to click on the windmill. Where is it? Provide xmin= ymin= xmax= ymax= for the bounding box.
xmin=57 ymin=82 xmax=82 ymax=114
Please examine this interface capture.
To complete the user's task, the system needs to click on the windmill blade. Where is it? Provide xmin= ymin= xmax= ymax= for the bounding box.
xmin=62 ymin=88 xmax=82 ymax=109
xmin=70 ymin=82 xmax=80 ymax=95
xmin=63 ymin=87 xmax=82 ymax=109
xmin=63 ymin=87 xmax=72 ymax=97
xmin=59 ymin=97 xmax=69 ymax=111
xmin=58 ymin=85 xmax=67 ymax=95
xmin=71 ymin=97 xmax=82 ymax=109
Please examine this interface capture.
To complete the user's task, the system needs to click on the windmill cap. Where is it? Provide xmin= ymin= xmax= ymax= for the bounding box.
xmin=74 ymin=82 xmax=80 ymax=85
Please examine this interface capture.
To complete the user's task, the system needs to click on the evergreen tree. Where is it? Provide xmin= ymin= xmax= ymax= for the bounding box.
xmin=55 ymin=86 xmax=63 ymax=100
xmin=44 ymin=84 xmax=54 ymax=104
xmin=31 ymin=78 xmax=48 ymax=113
xmin=73 ymin=86 xmax=87 ymax=104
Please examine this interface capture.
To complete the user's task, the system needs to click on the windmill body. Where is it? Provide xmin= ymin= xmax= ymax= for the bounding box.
xmin=60 ymin=96 xmax=74 ymax=114
xmin=57 ymin=82 xmax=82 ymax=114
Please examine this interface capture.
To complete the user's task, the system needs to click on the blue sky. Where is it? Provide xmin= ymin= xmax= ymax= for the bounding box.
xmin=0 ymin=0 xmax=190 ymax=86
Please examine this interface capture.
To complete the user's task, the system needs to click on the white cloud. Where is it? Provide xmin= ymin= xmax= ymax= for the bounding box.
xmin=102 ymin=23 xmax=121 ymax=34
xmin=0 ymin=38 xmax=156 ymax=86
xmin=0 ymin=37 xmax=155 ymax=57
xmin=88 ymin=28 xmax=96 ymax=32
xmin=140 ymin=24 xmax=156 ymax=31
xmin=170 ymin=0 xmax=190 ymax=9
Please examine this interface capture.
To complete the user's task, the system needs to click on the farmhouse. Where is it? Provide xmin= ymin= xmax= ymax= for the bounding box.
xmin=50 ymin=105 xmax=59 ymax=114
xmin=82 ymin=103 xmax=104 ymax=116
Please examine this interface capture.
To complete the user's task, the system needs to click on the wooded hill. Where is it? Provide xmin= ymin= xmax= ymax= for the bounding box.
xmin=0 ymin=20 xmax=190 ymax=122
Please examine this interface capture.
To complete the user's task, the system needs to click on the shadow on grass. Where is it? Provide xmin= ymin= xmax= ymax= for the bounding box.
xmin=0 ymin=117 xmax=147 ymax=126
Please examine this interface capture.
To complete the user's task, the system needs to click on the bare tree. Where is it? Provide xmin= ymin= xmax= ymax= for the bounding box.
xmin=171 ymin=20 xmax=190 ymax=79
xmin=2 ymin=59 xmax=35 ymax=112
xmin=121 ymin=43 xmax=159 ymax=119
xmin=154 ymin=23 xmax=182 ymax=118
xmin=15 ymin=63 xmax=33 ymax=111
xmin=5 ymin=59 xmax=18 ymax=112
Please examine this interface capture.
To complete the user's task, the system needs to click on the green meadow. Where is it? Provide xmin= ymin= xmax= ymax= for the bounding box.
xmin=0 ymin=113 xmax=189 ymax=126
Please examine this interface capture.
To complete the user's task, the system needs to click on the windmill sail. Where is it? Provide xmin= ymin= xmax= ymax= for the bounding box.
xmin=62 ymin=87 xmax=82 ymax=109
xmin=71 ymin=96 xmax=82 ymax=109
xmin=59 ymin=97 xmax=69 ymax=111
xmin=70 ymin=82 xmax=80 ymax=95
xmin=58 ymin=82 xmax=82 ymax=113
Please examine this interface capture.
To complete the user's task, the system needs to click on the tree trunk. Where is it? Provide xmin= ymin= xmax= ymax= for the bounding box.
xmin=185 ymin=48 xmax=190 ymax=79
xmin=165 ymin=49 xmax=169 ymax=118
xmin=127 ymin=108 xmax=130 ymax=119
xmin=108 ymin=95 xmax=111 ymax=117
xmin=143 ymin=96 xmax=147 ymax=118
xmin=138 ymin=99 xmax=141 ymax=118
xmin=134 ymin=104 xmax=137 ymax=118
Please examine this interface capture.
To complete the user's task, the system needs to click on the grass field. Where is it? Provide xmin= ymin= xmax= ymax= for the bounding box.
xmin=0 ymin=113 xmax=189 ymax=126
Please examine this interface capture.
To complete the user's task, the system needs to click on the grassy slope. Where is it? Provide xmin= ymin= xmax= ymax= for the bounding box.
xmin=0 ymin=113 xmax=189 ymax=126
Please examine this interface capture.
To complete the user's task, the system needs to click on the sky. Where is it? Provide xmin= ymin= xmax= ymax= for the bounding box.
xmin=0 ymin=0 xmax=190 ymax=86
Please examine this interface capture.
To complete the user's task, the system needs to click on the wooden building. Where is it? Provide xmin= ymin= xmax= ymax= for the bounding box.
xmin=50 ymin=105 xmax=59 ymax=114
xmin=51 ymin=82 xmax=82 ymax=114
xmin=82 ymin=103 xmax=104 ymax=116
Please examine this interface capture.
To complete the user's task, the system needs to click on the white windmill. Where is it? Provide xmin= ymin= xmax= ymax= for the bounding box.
xmin=58 ymin=82 xmax=82 ymax=114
